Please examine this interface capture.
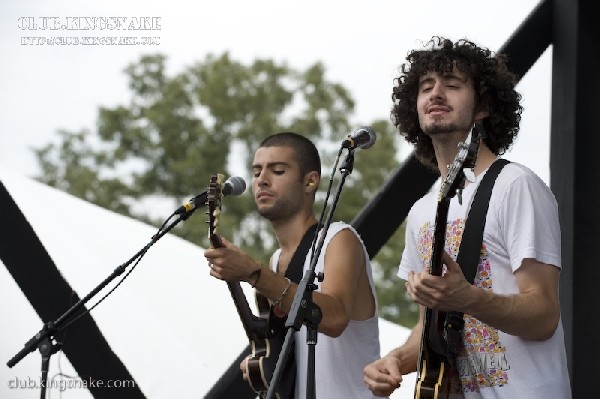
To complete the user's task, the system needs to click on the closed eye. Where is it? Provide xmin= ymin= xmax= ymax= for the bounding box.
xmin=420 ymin=85 xmax=433 ymax=93
xmin=251 ymin=167 xmax=287 ymax=178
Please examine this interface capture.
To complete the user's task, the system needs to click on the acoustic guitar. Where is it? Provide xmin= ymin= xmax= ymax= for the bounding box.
xmin=206 ymin=174 xmax=294 ymax=399
xmin=414 ymin=126 xmax=481 ymax=399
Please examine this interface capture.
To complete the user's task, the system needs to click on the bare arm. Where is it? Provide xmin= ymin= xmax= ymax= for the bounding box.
xmin=407 ymin=252 xmax=561 ymax=340
xmin=204 ymin=228 xmax=368 ymax=337
xmin=466 ymin=258 xmax=561 ymax=339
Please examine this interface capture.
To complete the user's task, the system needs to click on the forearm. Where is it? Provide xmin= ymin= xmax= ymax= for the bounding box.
xmin=252 ymin=266 xmax=350 ymax=337
xmin=465 ymin=285 xmax=560 ymax=340
xmin=390 ymin=323 xmax=422 ymax=374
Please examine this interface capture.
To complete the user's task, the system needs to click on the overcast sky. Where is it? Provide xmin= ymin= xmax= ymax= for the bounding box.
xmin=0 ymin=0 xmax=551 ymax=184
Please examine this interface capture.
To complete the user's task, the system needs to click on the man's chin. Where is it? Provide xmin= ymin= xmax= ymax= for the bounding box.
xmin=425 ymin=127 xmax=453 ymax=136
xmin=257 ymin=208 xmax=278 ymax=221
xmin=423 ymin=122 xmax=462 ymax=136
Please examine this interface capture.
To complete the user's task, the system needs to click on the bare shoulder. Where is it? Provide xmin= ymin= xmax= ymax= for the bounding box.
xmin=323 ymin=226 xmax=366 ymax=272
xmin=327 ymin=226 xmax=364 ymax=254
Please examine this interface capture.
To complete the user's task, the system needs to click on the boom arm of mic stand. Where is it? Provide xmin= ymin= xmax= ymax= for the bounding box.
xmin=6 ymin=213 xmax=186 ymax=369
xmin=266 ymin=150 xmax=355 ymax=399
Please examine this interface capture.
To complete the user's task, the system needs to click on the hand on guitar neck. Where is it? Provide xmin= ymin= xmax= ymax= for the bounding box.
xmin=407 ymin=252 xmax=473 ymax=312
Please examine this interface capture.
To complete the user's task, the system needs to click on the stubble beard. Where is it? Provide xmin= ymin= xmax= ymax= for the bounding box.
xmin=421 ymin=106 xmax=477 ymax=138
xmin=422 ymin=116 xmax=462 ymax=136
xmin=257 ymin=198 xmax=299 ymax=222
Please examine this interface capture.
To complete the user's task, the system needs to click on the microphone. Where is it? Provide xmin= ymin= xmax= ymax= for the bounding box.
xmin=175 ymin=176 xmax=246 ymax=215
xmin=342 ymin=126 xmax=376 ymax=150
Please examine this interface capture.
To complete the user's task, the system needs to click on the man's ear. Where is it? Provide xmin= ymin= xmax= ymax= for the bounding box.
xmin=304 ymin=172 xmax=320 ymax=192
xmin=474 ymin=105 xmax=489 ymax=122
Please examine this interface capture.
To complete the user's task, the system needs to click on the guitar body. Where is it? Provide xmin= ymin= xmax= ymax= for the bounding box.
xmin=245 ymin=291 xmax=272 ymax=391
xmin=207 ymin=174 xmax=295 ymax=398
xmin=246 ymin=308 xmax=296 ymax=398
xmin=236 ymin=292 xmax=292 ymax=399
xmin=414 ymin=126 xmax=482 ymax=399
xmin=415 ymin=309 xmax=454 ymax=399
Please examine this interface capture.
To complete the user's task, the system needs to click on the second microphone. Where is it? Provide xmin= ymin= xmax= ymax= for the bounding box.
xmin=175 ymin=176 xmax=246 ymax=215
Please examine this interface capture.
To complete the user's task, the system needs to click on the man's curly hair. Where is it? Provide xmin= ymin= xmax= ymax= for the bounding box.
xmin=391 ymin=37 xmax=523 ymax=171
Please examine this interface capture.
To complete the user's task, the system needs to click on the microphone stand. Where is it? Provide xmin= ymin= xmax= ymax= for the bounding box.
xmin=6 ymin=210 xmax=193 ymax=399
xmin=266 ymin=148 xmax=356 ymax=399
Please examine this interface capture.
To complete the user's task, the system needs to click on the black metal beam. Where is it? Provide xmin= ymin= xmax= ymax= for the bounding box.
xmin=499 ymin=0 xmax=552 ymax=79
xmin=550 ymin=0 xmax=600 ymax=396
xmin=0 ymin=181 xmax=145 ymax=399
xmin=351 ymin=153 xmax=438 ymax=258
xmin=203 ymin=346 xmax=255 ymax=399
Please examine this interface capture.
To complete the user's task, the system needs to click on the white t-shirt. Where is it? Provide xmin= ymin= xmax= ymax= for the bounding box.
xmin=398 ymin=161 xmax=571 ymax=399
xmin=272 ymin=222 xmax=383 ymax=399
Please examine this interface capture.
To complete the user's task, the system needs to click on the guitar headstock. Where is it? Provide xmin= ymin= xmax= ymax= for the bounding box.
xmin=438 ymin=124 xmax=483 ymax=203
xmin=206 ymin=173 xmax=225 ymax=248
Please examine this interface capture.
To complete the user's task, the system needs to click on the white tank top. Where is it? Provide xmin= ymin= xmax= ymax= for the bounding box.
xmin=272 ymin=222 xmax=383 ymax=398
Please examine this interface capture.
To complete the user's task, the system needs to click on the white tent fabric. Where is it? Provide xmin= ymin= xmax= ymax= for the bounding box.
xmin=0 ymin=166 xmax=415 ymax=398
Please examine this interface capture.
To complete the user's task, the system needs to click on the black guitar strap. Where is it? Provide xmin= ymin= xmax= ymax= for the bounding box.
xmin=283 ymin=223 xmax=320 ymax=283
xmin=270 ymin=222 xmax=320 ymax=335
xmin=444 ymin=158 xmax=510 ymax=358
xmin=457 ymin=159 xmax=510 ymax=283
xmin=264 ymin=223 xmax=319 ymax=398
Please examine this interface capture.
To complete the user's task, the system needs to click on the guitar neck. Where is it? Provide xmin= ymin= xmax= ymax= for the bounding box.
xmin=423 ymin=196 xmax=455 ymax=361
xmin=226 ymin=281 xmax=268 ymax=341
xmin=430 ymin=197 xmax=450 ymax=276
xmin=415 ymin=196 xmax=456 ymax=399
xmin=415 ymin=132 xmax=481 ymax=399
xmin=209 ymin=233 xmax=268 ymax=340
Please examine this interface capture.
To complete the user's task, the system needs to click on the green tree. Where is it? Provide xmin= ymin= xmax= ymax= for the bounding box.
xmin=33 ymin=53 xmax=418 ymax=328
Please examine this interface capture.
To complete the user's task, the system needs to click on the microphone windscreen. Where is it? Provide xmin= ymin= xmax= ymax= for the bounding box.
xmin=224 ymin=176 xmax=246 ymax=196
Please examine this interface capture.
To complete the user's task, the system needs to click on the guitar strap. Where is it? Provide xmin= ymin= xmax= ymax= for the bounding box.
xmin=262 ymin=223 xmax=319 ymax=397
xmin=270 ymin=223 xmax=320 ymax=332
xmin=444 ymin=158 xmax=510 ymax=358
xmin=458 ymin=159 xmax=510 ymax=283
xmin=282 ymin=222 xmax=320 ymax=283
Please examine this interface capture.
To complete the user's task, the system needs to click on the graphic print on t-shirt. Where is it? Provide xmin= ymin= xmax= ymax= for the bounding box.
xmin=418 ymin=219 xmax=510 ymax=394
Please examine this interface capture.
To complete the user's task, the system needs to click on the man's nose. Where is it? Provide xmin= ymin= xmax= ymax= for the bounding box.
xmin=429 ymin=82 xmax=445 ymax=101
xmin=255 ymin=170 xmax=269 ymax=186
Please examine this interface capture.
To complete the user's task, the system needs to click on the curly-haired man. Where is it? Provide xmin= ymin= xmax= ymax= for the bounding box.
xmin=363 ymin=37 xmax=571 ymax=398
